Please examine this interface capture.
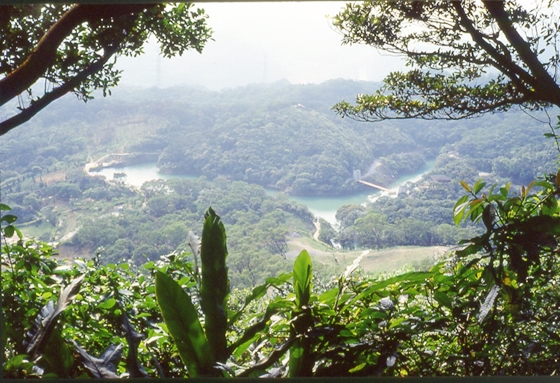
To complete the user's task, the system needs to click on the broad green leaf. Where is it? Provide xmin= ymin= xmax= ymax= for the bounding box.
xmin=229 ymin=282 xmax=271 ymax=325
xmin=487 ymin=184 xmax=497 ymax=198
xmin=473 ymin=179 xmax=486 ymax=194
xmin=13 ymin=226 xmax=23 ymax=239
xmin=289 ymin=251 xmax=314 ymax=377
xmin=433 ymin=291 xmax=453 ymax=309
xmin=349 ymin=362 xmax=367 ymax=373
xmin=293 ymin=250 xmax=312 ymax=308
xmin=1 ymin=214 xmax=17 ymax=223
xmin=318 ymin=287 xmax=339 ymax=305
xmin=200 ymin=207 xmax=229 ymax=363
xmin=155 ymin=271 xmax=214 ymax=377
xmin=499 ymin=186 xmax=509 ymax=198
xmin=0 ymin=203 xmax=11 ymax=210
xmin=358 ymin=308 xmax=387 ymax=319
xmin=288 ymin=339 xmax=306 ymax=377
xmin=188 ymin=230 xmax=201 ymax=287
xmin=3 ymin=225 xmax=14 ymax=238
xmin=346 ymin=271 xmax=434 ymax=309
xmin=265 ymin=272 xmax=292 ymax=285
xmin=533 ymin=180 xmax=554 ymax=190
xmin=455 ymin=241 xmax=485 ymax=258
xmin=41 ymin=328 xmax=74 ymax=377
xmin=453 ymin=195 xmax=469 ymax=226
xmin=98 ymin=298 xmax=116 ymax=310
xmin=389 ymin=317 xmax=406 ymax=329
xmin=542 ymin=196 xmax=558 ymax=216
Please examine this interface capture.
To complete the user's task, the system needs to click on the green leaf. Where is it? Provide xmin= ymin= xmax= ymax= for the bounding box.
xmin=453 ymin=195 xmax=469 ymax=226
xmin=0 ymin=203 xmax=11 ymax=210
xmin=358 ymin=308 xmax=387 ymax=319
xmin=1 ymin=214 xmax=17 ymax=223
xmin=266 ymin=273 xmax=292 ymax=285
xmin=346 ymin=271 xmax=434 ymax=309
xmin=155 ymin=271 xmax=214 ymax=377
xmin=228 ymin=282 xmax=269 ymax=325
xmin=455 ymin=240 xmax=485 ymax=258
xmin=293 ymin=250 xmax=312 ymax=308
xmin=98 ymin=298 xmax=116 ymax=310
xmin=434 ymin=291 xmax=453 ymax=309
xmin=542 ymin=196 xmax=558 ymax=216
xmin=41 ymin=328 xmax=75 ymax=377
xmin=473 ymin=179 xmax=486 ymax=194
xmin=349 ymin=362 xmax=367 ymax=373
xmin=533 ymin=180 xmax=554 ymax=190
xmin=318 ymin=287 xmax=339 ymax=305
xmin=200 ymin=207 xmax=229 ymax=364
xmin=500 ymin=186 xmax=509 ymax=198
xmin=3 ymin=225 xmax=14 ymax=238
xmin=288 ymin=339 xmax=306 ymax=377
xmin=389 ymin=317 xmax=406 ymax=329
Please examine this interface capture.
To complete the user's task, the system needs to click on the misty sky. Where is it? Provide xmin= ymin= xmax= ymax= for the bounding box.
xmin=116 ymin=2 xmax=406 ymax=90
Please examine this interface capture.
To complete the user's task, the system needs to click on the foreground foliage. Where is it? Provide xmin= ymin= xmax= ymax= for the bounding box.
xmin=3 ymin=176 xmax=560 ymax=377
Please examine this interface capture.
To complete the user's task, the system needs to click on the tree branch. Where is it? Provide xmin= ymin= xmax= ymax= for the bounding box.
xmin=0 ymin=5 xmax=87 ymax=107
xmin=237 ymin=335 xmax=296 ymax=377
xmin=0 ymin=4 xmax=156 ymax=107
xmin=483 ymin=0 xmax=560 ymax=106
xmin=452 ymin=1 xmax=534 ymax=92
xmin=0 ymin=45 xmax=118 ymax=136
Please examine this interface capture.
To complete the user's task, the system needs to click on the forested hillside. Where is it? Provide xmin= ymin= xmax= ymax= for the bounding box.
xmin=1 ymin=79 xmax=558 ymax=287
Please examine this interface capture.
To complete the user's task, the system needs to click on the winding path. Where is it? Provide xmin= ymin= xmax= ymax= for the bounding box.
xmin=313 ymin=219 xmax=321 ymax=241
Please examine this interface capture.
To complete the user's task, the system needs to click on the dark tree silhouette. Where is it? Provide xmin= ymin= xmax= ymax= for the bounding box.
xmin=332 ymin=0 xmax=560 ymax=121
xmin=0 ymin=3 xmax=211 ymax=136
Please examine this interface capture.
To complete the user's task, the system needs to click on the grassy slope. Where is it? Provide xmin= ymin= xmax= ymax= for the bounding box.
xmin=287 ymin=235 xmax=449 ymax=275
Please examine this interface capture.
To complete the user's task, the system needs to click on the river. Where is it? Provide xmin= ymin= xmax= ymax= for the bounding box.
xmin=90 ymin=160 xmax=435 ymax=225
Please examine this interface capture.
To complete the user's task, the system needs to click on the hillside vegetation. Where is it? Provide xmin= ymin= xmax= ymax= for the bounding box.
xmin=1 ymin=80 xmax=558 ymax=288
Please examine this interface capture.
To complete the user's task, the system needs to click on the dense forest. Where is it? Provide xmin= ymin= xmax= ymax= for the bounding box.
xmin=1 ymin=81 xmax=558 ymax=288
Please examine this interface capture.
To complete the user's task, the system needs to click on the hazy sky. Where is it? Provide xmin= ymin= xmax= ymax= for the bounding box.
xmin=116 ymin=2 xmax=406 ymax=90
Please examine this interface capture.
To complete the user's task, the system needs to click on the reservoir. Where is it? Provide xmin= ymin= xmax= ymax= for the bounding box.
xmin=90 ymin=161 xmax=435 ymax=225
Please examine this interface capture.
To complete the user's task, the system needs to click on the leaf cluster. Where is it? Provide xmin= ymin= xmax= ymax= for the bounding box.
xmin=332 ymin=0 xmax=560 ymax=121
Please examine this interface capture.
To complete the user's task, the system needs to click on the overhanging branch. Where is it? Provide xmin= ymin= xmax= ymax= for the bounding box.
xmin=483 ymin=0 xmax=560 ymax=106
xmin=452 ymin=1 xmax=534 ymax=91
xmin=0 ymin=4 xmax=157 ymax=108
xmin=0 ymin=45 xmax=117 ymax=136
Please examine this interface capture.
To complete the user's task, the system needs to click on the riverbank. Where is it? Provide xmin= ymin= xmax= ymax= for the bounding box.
xmin=85 ymin=152 xmax=159 ymax=172
xmin=86 ymin=160 xmax=436 ymax=225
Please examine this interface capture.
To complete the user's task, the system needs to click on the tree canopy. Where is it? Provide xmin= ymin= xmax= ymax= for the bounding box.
xmin=0 ymin=3 xmax=211 ymax=136
xmin=332 ymin=0 xmax=560 ymax=121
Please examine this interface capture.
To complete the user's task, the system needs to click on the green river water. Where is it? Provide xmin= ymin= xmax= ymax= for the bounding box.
xmin=91 ymin=160 xmax=435 ymax=224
